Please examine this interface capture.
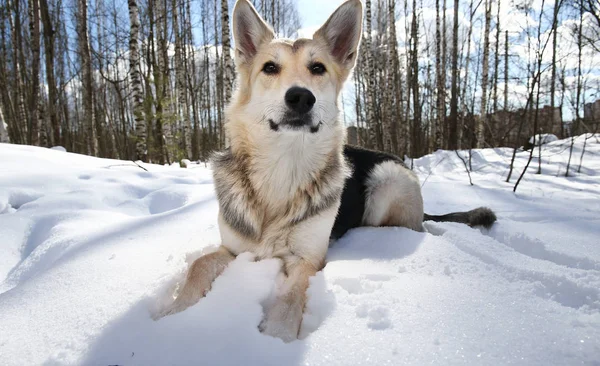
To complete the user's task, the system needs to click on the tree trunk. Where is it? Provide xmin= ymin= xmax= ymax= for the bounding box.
xmin=435 ymin=0 xmax=443 ymax=150
xmin=459 ymin=0 xmax=477 ymax=149
xmin=441 ymin=0 xmax=447 ymax=145
xmin=0 ymin=5 xmax=12 ymax=143
xmin=387 ymin=0 xmax=400 ymax=155
xmin=448 ymin=0 xmax=459 ymax=150
xmin=403 ymin=0 xmax=411 ymax=155
xmin=77 ymin=0 xmax=97 ymax=156
xmin=365 ymin=0 xmax=377 ymax=150
xmin=550 ymin=0 xmax=559 ymax=136
xmin=213 ymin=0 xmax=223 ymax=149
xmin=477 ymin=0 xmax=491 ymax=148
xmin=153 ymin=0 xmax=171 ymax=164
xmin=128 ymin=0 xmax=146 ymax=161
xmin=566 ymin=6 xmax=583 ymax=177
xmin=504 ymin=29 xmax=508 ymax=130
xmin=29 ymin=0 xmax=41 ymax=146
xmin=222 ymin=0 xmax=233 ymax=106
xmin=491 ymin=0 xmax=501 ymax=143
xmin=10 ymin=0 xmax=28 ymax=144
xmin=39 ymin=0 xmax=60 ymax=146
xmin=172 ymin=0 xmax=192 ymax=158
xmin=410 ymin=0 xmax=421 ymax=157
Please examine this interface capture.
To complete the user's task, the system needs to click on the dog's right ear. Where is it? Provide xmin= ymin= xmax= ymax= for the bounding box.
xmin=313 ymin=0 xmax=364 ymax=70
xmin=232 ymin=0 xmax=274 ymax=64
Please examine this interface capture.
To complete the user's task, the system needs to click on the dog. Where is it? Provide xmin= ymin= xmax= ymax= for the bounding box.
xmin=154 ymin=0 xmax=496 ymax=342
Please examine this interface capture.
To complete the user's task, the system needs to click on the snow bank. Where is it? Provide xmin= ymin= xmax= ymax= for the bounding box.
xmin=528 ymin=133 xmax=559 ymax=146
xmin=1 ymin=136 xmax=599 ymax=365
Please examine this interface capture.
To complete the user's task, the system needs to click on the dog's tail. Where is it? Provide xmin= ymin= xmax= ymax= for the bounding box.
xmin=424 ymin=207 xmax=497 ymax=229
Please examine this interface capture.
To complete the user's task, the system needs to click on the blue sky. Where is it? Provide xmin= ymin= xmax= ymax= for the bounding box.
xmin=297 ymin=0 xmax=345 ymax=34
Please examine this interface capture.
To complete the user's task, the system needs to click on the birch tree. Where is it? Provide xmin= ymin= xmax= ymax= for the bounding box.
xmin=477 ymin=0 xmax=491 ymax=148
xmin=365 ymin=0 xmax=377 ymax=149
xmin=128 ymin=0 xmax=146 ymax=161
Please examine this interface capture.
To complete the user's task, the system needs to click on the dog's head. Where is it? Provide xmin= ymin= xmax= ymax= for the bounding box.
xmin=226 ymin=0 xmax=363 ymax=147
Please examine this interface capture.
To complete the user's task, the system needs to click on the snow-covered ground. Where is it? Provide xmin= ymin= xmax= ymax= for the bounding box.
xmin=1 ymin=135 xmax=599 ymax=365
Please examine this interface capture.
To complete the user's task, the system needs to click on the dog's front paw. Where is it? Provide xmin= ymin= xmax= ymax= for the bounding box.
xmin=259 ymin=300 xmax=302 ymax=343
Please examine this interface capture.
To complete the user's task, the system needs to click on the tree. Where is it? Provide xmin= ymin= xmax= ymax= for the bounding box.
xmin=448 ymin=0 xmax=459 ymax=150
xmin=477 ymin=0 xmax=491 ymax=148
xmin=386 ymin=0 xmax=401 ymax=155
xmin=409 ymin=0 xmax=420 ymax=156
xmin=39 ymin=0 xmax=59 ymax=146
xmin=364 ymin=0 xmax=378 ymax=149
xmin=435 ymin=0 xmax=444 ymax=150
xmin=492 ymin=0 xmax=501 ymax=118
xmin=222 ymin=0 xmax=234 ymax=112
xmin=128 ymin=0 xmax=146 ymax=161
xmin=28 ymin=0 xmax=41 ymax=146
xmin=566 ymin=4 xmax=584 ymax=177
xmin=550 ymin=0 xmax=560 ymax=137
xmin=77 ymin=0 xmax=97 ymax=156
xmin=9 ymin=0 xmax=28 ymax=144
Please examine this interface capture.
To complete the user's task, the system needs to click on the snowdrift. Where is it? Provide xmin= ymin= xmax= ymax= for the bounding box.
xmin=1 ymin=135 xmax=599 ymax=365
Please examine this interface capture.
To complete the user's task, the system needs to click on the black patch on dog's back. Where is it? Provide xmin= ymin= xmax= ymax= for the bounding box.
xmin=331 ymin=145 xmax=406 ymax=239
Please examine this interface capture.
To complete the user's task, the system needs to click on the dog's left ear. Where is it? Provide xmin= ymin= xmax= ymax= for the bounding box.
xmin=313 ymin=0 xmax=363 ymax=70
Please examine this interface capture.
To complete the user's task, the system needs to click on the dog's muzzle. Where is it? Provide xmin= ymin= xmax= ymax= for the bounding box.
xmin=269 ymin=117 xmax=323 ymax=133
xmin=267 ymin=87 xmax=322 ymax=133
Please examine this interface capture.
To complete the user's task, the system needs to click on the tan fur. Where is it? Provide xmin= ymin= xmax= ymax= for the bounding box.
xmin=155 ymin=0 xmax=364 ymax=343
xmin=259 ymin=259 xmax=318 ymax=342
xmin=153 ymin=246 xmax=235 ymax=319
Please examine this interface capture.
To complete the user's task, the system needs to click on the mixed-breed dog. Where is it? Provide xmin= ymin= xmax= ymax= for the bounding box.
xmin=153 ymin=0 xmax=496 ymax=342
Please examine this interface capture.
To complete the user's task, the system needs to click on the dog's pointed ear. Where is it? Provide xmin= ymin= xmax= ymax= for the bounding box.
xmin=232 ymin=0 xmax=274 ymax=64
xmin=313 ymin=0 xmax=363 ymax=69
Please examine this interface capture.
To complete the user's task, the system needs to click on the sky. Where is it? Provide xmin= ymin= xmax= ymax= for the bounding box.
xmin=297 ymin=0 xmax=346 ymax=36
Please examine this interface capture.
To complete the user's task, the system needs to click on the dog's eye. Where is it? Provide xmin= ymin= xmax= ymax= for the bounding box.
xmin=262 ymin=62 xmax=280 ymax=75
xmin=309 ymin=62 xmax=326 ymax=75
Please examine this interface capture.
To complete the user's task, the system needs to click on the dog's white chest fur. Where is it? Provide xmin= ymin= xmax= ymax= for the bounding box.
xmin=212 ymin=133 xmax=348 ymax=269
xmin=252 ymin=133 xmax=333 ymax=207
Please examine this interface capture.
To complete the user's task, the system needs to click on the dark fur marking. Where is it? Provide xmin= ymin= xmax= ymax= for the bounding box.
xmin=268 ymin=119 xmax=279 ymax=131
xmin=211 ymin=150 xmax=260 ymax=240
xmin=331 ymin=145 xmax=405 ymax=239
xmin=424 ymin=207 xmax=497 ymax=229
xmin=310 ymin=122 xmax=323 ymax=133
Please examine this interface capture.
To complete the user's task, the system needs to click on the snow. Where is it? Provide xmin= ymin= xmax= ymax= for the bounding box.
xmin=528 ymin=133 xmax=559 ymax=146
xmin=1 ymin=135 xmax=600 ymax=365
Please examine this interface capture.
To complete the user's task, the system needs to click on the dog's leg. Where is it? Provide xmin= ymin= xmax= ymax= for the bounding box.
xmin=259 ymin=258 xmax=317 ymax=342
xmin=154 ymin=246 xmax=235 ymax=319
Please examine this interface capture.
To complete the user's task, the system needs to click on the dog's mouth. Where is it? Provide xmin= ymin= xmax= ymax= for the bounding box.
xmin=268 ymin=118 xmax=323 ymax=133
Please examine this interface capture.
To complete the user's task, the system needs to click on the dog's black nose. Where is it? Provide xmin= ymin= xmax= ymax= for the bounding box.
xmin=285 ymin=87 xmax=316 ymax=114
